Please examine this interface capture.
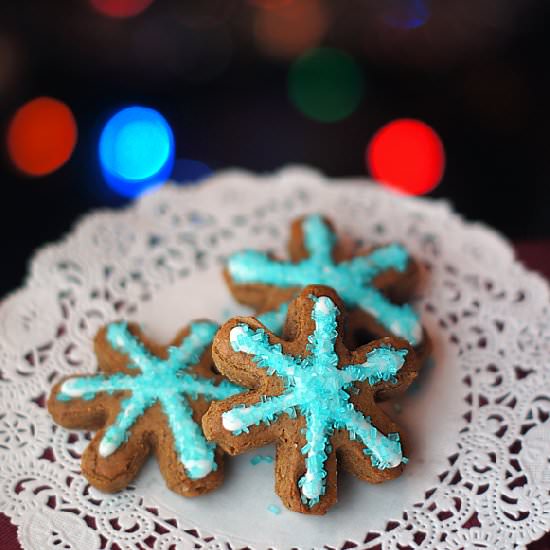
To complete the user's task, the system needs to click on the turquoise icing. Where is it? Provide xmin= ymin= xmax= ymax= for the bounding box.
xmin=57 ymin=321 xmax=241 ymax=479
xmin=227 ymin=214 xmax=422 ymax=345
xmin=223 ymin=295 xmax=407 ymax=507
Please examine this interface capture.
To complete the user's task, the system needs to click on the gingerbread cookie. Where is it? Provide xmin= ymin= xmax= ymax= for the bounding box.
xmin=224 ymin=214 xmax=429 ymax=365
xmin=203 ymin=285 xmax=417 ymax=514
xmin=48 ymin=320 xmax=241 ymax=495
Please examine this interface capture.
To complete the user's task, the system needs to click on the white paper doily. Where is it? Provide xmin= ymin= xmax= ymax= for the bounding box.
xmin=1 ymin=167 xmax=550 ymax=550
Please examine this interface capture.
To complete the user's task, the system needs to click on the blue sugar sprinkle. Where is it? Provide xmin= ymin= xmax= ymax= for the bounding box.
xmin=250 ymin=454 xmax=274 ymax=465
xmin=267 ymin=504 xmax=282 ymax=515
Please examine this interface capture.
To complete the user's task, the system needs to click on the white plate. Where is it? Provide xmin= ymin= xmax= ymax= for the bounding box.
xmin=1 ymin=167 xmax=549 ymax=550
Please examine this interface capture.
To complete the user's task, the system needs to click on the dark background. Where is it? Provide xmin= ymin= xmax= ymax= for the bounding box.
xmin=1 ymin=0 xmax=550 ymax=299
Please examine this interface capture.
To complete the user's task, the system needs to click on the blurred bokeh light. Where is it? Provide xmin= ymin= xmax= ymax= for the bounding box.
xmin=366 ymin=119 xmax=445 ymax=195
xmin=99 ymin=106 xmax=174 ymax=197
xmin=288 ymin=47 xmax=364 ymax=123
xmin=90 ymin=0 xmax=154 ymax=18
xmin=7 ymin=97 xmax=77 ymax=177
xmin=382 ymin=0 xmax=430 ymax=29
xmin=254 ymin=0 xmax=328 ymax=59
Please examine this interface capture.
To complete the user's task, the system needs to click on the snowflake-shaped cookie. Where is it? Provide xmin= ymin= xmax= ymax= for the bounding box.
xmin=224 ymin=214 xmax=426 ymax=349
xmin=203 ymin=285 xmax=418 ymax=514
xmin=48 ymin=321 xmax=241 ymax=496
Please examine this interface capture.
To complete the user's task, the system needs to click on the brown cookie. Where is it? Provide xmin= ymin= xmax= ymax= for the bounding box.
xmin=48 ymin=320 xmax=241 ymax=495
xmin=223 ymin=214 xmax=430 ymax=397
xmin=203 ymin=285 xmax=417 ymax=514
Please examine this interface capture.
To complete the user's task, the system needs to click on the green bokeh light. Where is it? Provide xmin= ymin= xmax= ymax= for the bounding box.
xmin=288 ymin=47 xmax=365 ymax=123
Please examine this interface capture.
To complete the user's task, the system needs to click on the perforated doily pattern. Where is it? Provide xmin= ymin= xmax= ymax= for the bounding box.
xmin=0 ymin=167 xmax=549 ymax=549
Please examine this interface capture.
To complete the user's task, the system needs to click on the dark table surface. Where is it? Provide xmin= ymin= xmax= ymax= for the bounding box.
xmin=1 ymin=239 xmax=549 ymax=549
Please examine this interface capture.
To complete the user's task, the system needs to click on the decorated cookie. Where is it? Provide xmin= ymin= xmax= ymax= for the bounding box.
xmin=203 ymin=285 xmax=417 ymax=514
xmin=224 ymin=214 xmax=429 ymax=365
xmin=48 ymin=321 xmax=241 ymax=495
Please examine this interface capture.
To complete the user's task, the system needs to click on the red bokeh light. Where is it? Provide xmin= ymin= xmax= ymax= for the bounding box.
xmin=7 ymin=97 xmax=77 ymax=177
xmin=366 ymin=119 xmax=445 ymax=195
xmin=90 ymin=0 xmax=154 ymax=18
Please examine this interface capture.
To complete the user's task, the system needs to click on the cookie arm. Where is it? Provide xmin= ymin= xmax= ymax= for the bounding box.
xmin=48 ymin=377 xmax=118 ymax=431
xmin=355 ymin=287 xmax=422 ymax=346
xmin=287 ymin=215 xmax=342 ymax=263
xmin=94 ymin=323 xmax=158 ymax=376
xmin=159 ymin=394 xmax=217 ymax=480
xmin=219 ymin=392 xmax=299 ymax=434
xmin=334 ymin=398 xmax=405 ymax=485
xmin=212 ymin=317 xmax=294 ymax=388
xmin=275 ymin=436 xmax=338 ymax=515
xmin=155 ymin=419 xmax=225 ymax=497
xmin=226 ymin=250 xmax=316 ymax=287
xmin=166 ymin=321 xmax=218 ymax=369
xmin=80 ymin=415 xmax=152 ymax=493
xmin=338 ymin=408 xmax=403 ymax=469
xmin=350 ymin=337 xmax=418 ymax=398
xmin=202 ymin=392 xmax=280 ymax=455
xmin=98 ymin=392 xmax=156 ymax=457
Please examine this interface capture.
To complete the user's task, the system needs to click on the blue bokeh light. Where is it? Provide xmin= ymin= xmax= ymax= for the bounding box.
xmin=383 ymin=0 xmax=429 ymax=30
xmin=99 ymin=106 xmax=175 ymax=198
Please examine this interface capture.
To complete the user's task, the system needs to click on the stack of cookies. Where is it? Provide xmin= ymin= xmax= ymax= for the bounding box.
xmin=48 ymin=214 xmax=430 ymax=515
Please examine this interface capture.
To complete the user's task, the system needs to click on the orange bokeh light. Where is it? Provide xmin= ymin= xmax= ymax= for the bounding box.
xmin=90 ymin=0 xmax=154 ymax=18
xmin=254 ymin=0 xmax=328 ymax=58
xmin=366 ymin=119 xmax=445 ymax=195
xmin=7 ymin=97 xmax=77 ymax=177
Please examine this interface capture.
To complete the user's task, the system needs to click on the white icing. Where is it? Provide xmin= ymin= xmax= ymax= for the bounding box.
xmin=301 ymin=477 xmax=323 ymax=499
xmin=386 ymin=451 xmax=403 ymax=469
xmin=98 ymin=438 xmax=118 ymax=458
xmin=222 ymin=411 xmax=245 ymax=432
xmin=184 ymin=459 xmax=213 ymax=478
xmin=314 ymin=296 xmax=333 ymax=315
xmin=230 ymin=326 xmax=252 ymax=353
xmin=390 ymin=320 xmax=403 ymax=336
xmin=60 ymin=380 xmax=85 ymax=398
